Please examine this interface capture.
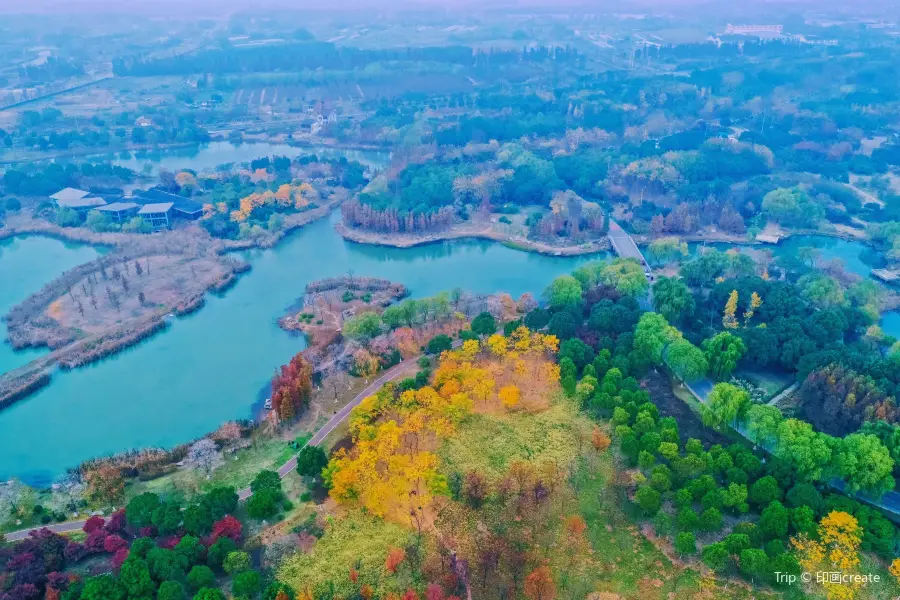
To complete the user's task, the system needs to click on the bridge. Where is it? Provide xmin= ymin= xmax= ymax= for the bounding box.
xmin=607 ymin=219 xmax=650 ymax=268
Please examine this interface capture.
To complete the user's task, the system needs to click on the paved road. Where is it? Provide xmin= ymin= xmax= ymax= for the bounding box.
xmin=6 ymin=344 xmax=456 ymax=539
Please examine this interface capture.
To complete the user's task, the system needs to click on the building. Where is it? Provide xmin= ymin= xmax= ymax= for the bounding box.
xmin=95 ymin=202 xmax=140 ymax=223
xmin=725 ymin=24 xmax=784 ymax=35
xmin=138 ymin=203 xmax=174 ymax=230
xmin=134 ymin=189 xmax=204 ymax=221
xmin=50 ymin=188 xmax=107 ymax=214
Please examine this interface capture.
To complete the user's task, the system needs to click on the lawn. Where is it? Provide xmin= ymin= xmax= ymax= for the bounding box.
xmin=734 ymin=367 xmax=796 ymax=400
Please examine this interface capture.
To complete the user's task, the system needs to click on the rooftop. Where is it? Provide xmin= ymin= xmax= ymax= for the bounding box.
xmin=172 ymin=200 xmax=204 ymax=214
xmin=97 ymin=202 xmax=139 ymax=212
xmin=138 ymin=203 xmax=174 ymax=214
xmin=50 ymin=187 xmax=90 ymax=202
xmin=56 ymin=196 xmax=107 ymax=209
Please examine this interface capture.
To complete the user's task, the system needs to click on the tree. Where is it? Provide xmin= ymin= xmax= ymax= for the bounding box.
xmin=80 ymin=575 xmax=125 ymax=600
xmin=55 ymin=207 xmax=80 ymax=227
xmin=247 ymin=488 xmax=281 ymax=520
xmin=158 ymin=581 xmax=186 ymax=600
xmin=471 ymin=312 xmax=497 ymax=336
xmin=738 ymin=548 xmax=769 ymax=583
xmin=427 ymin=334 xmax=452 ymax=354
xmin=635 ymin=486 xmax=661 ymax=515
xmin=175 ymin=535 xmax=206 ymax=567
xmin=498 ymin=385 xmax=521 ymax=409
xmin=151 ymin=502 xmax=182 ymax=535
xmin=183 ymin=503 xmax=213 ymax=536
xmin=632 ymin=312 xmax=681 ymax=367
xmin=201 ymin=487 xmax=238 ymax=520
xmin=223 ymin=551 xmax=251 ymax=575
xmin=792 ymin=511 xmax=863 ymax=600
xmin=749 ymin=476 xmax=782 ymax=508
xmin=193 ymin=589 xmax=226 ymax=600
xmin=126 ymin=492 xmax=160 ymax=529
xmin=722 ymin=290 xmax=739 ymax=329
xmin=211 ymin=516 xmax=242 ymax=543
xmin=759 ymin=501 xmax=790 ymax=539
xmin=701 ymin=542 xmax=730 ymax=572
xmin=832 ymin=433 xmax=895 ymax=495
xmin=652 ymin=277 xmax=694 ymax=324
xmin=233 ymin=571 xmax=261 ymax=599
xmin=296 ymin=446 xmax=328 ymax=479
xmin=558 ymin=338 xmax=594 ymax=370
xmin=523 ymin=565 xmax=556 ymax=600
xmin=270 ymin=353 xmax=313 ymax=422
xmin=774 ymin=418 xmax=832 ymax=483
xmin=123 ymin=217 xmax=152 ymax=234
xmin=674 ymin=532 xmax=696 ymax=556
xmin=342 ymin=312 xmax=382 ymax=345
xmin=547 ymin=311 xmax=576 ymax=340
xmin=649 ymin=237 xmax=689 ymax=266
xmin=543 ymin=276 xmax=582 ymax=309
xmin=85 ymin=211 xmax=111 ymax=233
xmin=702 ymin=383 xmax=749 ymax=430
xmin=187 ymin=439 xmax=220 ymax=478
xmin=702 ymin=332 xmax=746 ymax=381
xmin=118 ymin=557 xmax=156 ymax=599
xmin=206 ymin=538 xmax=237 ymax=572
xmin=665 ymin=339 xmax=707 ymax=383
xmin=600 ymin=259 xmax=649 ymax=297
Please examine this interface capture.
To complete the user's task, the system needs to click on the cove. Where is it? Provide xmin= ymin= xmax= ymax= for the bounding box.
xmin=0 ymin=236 xmax=103 ymax=375
xmin=0 ymin=211 xmax=605 ymax=485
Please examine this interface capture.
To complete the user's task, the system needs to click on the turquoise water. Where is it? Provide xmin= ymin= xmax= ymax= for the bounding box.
xmin=0 ymin=236 xmax=103 ymax=375
xmin=0 ymin=212 xmax=605 ymax=485
xmin=109 ymin=142 xmax=390 ymax=174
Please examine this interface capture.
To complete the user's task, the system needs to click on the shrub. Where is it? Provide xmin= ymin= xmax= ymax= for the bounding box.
xmin=700 ymin=508 xmax=724 ymax=532
xmin=635 ymin=486 xmax=661 ymax=516
xmin=674 ymin=532 xmax=696 ymax=555
xmin=702 ymin=542 xmax=730 ymax=572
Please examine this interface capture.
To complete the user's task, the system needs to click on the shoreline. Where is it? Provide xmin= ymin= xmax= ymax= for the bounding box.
xmin=334 ymin=220 xmax=612 ymax=257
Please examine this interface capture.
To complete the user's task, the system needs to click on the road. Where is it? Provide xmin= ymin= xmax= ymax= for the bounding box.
xmin=6 ymin=343 xmax=457 ymax=540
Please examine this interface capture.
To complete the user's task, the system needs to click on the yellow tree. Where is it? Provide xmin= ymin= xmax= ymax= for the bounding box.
xmin=723 ymin=290 xmax=739 ymax=329
xmin=743 ymin=291 xmax=763 ymax=325
xmin=498 ymin=385 xmax=520 ymax=409
xmin=889 ymin=559 xmax=900 ymax=585
xmin=791 ymin=511 xmax=863 ymax=600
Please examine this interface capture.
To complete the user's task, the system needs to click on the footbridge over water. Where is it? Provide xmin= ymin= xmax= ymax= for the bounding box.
xmin=607 ymin=219 xmax=650 ymax=269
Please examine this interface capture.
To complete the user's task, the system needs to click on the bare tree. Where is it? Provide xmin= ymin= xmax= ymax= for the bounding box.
xmin=121 ymin=277 xmax=129 ymax=295
xmin=187 ymin=438 xmax=222 ymax=478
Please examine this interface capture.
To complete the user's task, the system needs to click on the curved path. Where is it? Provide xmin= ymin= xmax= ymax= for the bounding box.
xmin=6 ymin=343 xmax=457 ymax=541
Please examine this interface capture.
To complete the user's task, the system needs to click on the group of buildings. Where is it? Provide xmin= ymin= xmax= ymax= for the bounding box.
xmin=50 ymin=187 xmax=204 ymax=231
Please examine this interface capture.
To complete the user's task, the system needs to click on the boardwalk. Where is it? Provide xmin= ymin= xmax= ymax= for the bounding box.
xmin=607 ymin=219 xmax=649 ymax=266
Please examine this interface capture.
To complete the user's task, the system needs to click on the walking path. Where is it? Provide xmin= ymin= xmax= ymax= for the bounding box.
xmin=608 ymin=219 xmax=649 ymax=266
xmin=5 ymin=342 xmax=459 ymax=541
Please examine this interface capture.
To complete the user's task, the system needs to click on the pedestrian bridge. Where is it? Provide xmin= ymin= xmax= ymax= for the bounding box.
xmin=608 ymin=219 xmax=649 ymax=268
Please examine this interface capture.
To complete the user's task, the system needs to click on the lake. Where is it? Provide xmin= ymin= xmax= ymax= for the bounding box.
xmin=0 ymin=236 xmax=103 ymax=375
xmin=110 ymin=142 xmax=391 ymax=175
xmin=0 ymin=212 xmax=605 ymax=485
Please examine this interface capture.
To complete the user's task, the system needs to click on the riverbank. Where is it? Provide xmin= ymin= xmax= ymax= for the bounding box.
xmin=335 ymin=220 xmax=612 ymax=257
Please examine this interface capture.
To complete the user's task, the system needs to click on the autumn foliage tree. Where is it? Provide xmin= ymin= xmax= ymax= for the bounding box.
xmin=792 ymin=511 xmax=863 ymax=600
xmin=524 ymin=565 xmax=556 ymax=600
xmin=271 ymin=352 xmax=314 ymax=422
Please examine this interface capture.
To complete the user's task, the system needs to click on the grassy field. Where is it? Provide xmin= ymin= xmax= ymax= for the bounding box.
xmin=735 ymin=367 xmax=796 ymax=400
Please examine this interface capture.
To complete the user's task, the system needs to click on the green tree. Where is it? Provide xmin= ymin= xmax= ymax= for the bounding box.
xmin=559 ymin=338 xmax=594 ymax=370
xmin=600 ymin=258 xmax=649 ymax=297
xmin=201 ymin=487 xmax=238 ymax=520
xmin=833 ymin=433 xmax=895 ymax=495
xmin=193 ymin=589 xmax=226 ymax=600
xmin=80 ymin=575 xmax=125 ymax=600
xmin=206 ymin=537 xmax=237 ymax=571
xmin=232 ymin=571 xmax=261 ymax=599
xmin=55 ymin=207 xmax=81 ymax=227
xmin=548 ymin=311 xmax=576 ymax=340
xmin=701 ymin=542 xmax=730 ymax=572
xmin=471 ymin=312 xmax=497 ymax=336
xmin=126 ymin=492 xmax=160 ymax=528
xmin=183 ymin=503 xmax=213 ymax=536
xmin=85 ymin=211 xmax=112 ymax=233
xmin=759 ymin=501 xmax=789 ymax=539
xmin=652 ymin=277 xmax=694 ymax=324
xmin=119 ymin=557 xmax=157 ymax=599
xmin=158 ymin=581 xmax=186 ymax=600
xmin=247 ymin=488 xmax=281 ymax=520
xmin=648 ymin=237 xmax=689 ymax=266
xmin=666 ymin=339 xmax=707 ymax=383
xmin=174 ymin=535 xmax=206 ymax=567
xmin=223 ymin=551 xmax=251 ymax=575
xmin=738 ymin=548 xmax=769 ymax=583
xmin=749 ymin=476 xmax=782 ymax=507
xmin=147 ymin=547 xmax=187 ymax=582
xmin=773 ymin=418 xmax=832 ymax=482
xmin=700 ymin=508 xmax=724 ymax=532
xmin=674 ymin=532 xmax=696 ymax=555
xmin=122 ymin=216 xmax=152 ymax=234
xmin=791 ymin=505 xmax=816 ymax=535
xmin=724 ymin=533 xmax=751 ymax=555
xmin=296 ymin=446 xmax=328 ymax=479
xmin=632 ymin=312 xmax=681 ymax=367
xmin=702 ymin=332 xmax=746 ymax=381
xmin=187 ymin=566 xmax=216 ymax=591
xmin=543 ymin=275 xmax=582 ymax=309
xmin=342 ymin=312 xmax=382 ymax=344
xmin=151 ymin=502 xmax=183 ymax=535
xmin=427 ymin=334 xmax=453 ymax=354
xmin=702 ymin=383 xmax=750 ymax=430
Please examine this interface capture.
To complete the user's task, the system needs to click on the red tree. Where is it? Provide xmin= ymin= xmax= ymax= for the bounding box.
xmin=211 ymin=515 xmax=242 ymax=543
xmin=82 ymin=516 xmax=105 ymax=534
xmin=425 ymin=583 xmax=444 ymax=600
xmin=84 ymin=530 xmax=107 ymax=554
xmin=270 ymin=353 xmax=314 ymax=422
xmin=111 ymin=548 xmax=129 ymax=571
xmin=105 ymin=510 xmax=126 ymax=534
xmin=103 ymin=535 xmax=127 ymax=554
